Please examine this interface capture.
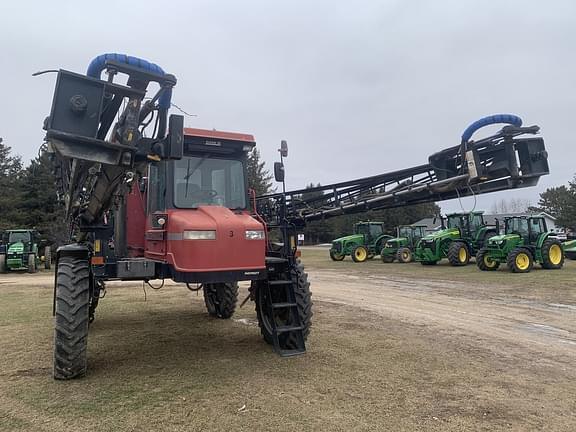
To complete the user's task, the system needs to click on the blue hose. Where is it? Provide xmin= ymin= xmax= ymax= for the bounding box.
xmin=86 ymin=53 xmax=172 ymax=110
xmin=461 ymin=114 xmax=522 ymax=143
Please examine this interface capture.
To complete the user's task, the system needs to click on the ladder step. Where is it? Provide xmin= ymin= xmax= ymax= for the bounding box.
xmin=269 ymin=280 xmax=292 ymax=286
xmin=279 ymin=348 xmax=306 ymax=357
xmin=272 ymin=302 xmax=297 ymax=309
xmin=276 ymin=325 xmax=304 ymax=333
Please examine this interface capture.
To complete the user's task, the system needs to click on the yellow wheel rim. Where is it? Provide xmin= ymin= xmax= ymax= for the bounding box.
xmin=355 ymin=248 xmax=367 ymax=261
xmin=549 ymin=244 xmax=562 ymax=265
xmin=515 ymin=253 xmax=530 ymax=270
xmin=458 ymin=247 xmax=467 ymax=262
xmin=403 ymin=251 xmax=410 ymax=260
xmin=484 ymin=255 xmax=496 ymax=268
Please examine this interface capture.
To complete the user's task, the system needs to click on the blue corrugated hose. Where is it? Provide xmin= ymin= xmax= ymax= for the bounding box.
xmin=461 ymin=114 xmax=522 ymax=143
xmin=86 ymin=53 xmax=172 ymax=110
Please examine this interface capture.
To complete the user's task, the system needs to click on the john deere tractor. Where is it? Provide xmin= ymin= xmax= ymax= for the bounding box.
xmin=414 ymin=211 xmax=497 ymax=266
xmin=0 ymin=230 xmax=51 ymax=273
xmin=476 ymin=215 xmax=564 ymax=273
xmin=563 ymin=240 xmax=576 ymax=260
xmin=380 ymin=225 xmax=427 ymax=263
xmin=329 ymin=221 xmax=392 ymax=262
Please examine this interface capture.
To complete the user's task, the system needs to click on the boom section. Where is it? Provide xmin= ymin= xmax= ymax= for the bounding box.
xmin=258 ymin=123 xmax=548 ymax=225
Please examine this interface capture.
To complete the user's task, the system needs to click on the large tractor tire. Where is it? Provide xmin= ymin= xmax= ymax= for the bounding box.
xmin=351 ymin=245 xmax=369 ymax=263
xmin=507 ymin=248 xmax=533 ymax=273
xmin=447 ymin=241 xmax=470 ymax=266
xmin=540 ymin=238 xmax=564 ymax=270
xmin=0 ymin=254 xmax=5 ymax=273
xmin=253 ymin=259 xmax=313 ymax=349
xmin=476 ymin=248 xmax=500 ymax=271
xmin=27 ymin=254 xmax=37 ymax=273
xmin=396 ymin=247 xmax=413 ymax=263
xmin=203 ymin=282 xmax=238 ymax=319
xmin=53 ymin=256 xmax=90 ymax=380
xmin=44 ymin=246 xmax=52 ymax=270
xmin=329 ymin=250 xmax=345 ymax=261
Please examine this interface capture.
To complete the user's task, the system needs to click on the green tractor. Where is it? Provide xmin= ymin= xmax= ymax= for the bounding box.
xmin=476 ymin=216 xmax=564 ymax=273
xmin=563 ymin=239 xmax=576 ymax=260
xmin=329 ymin=221 xmax=392 ymax=263
xmin=380 ymin=225 xmax=427 ymax=263
xmin=414 ymin=211 xmax=497 ymax=266
xmin=0 ymin=229 xmax=51 ymax=273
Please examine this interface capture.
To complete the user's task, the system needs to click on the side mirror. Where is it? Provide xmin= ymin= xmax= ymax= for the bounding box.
xmin=279 ymin=140 xmax=288 ymax=158
xmin=274 ymin=162 xmax=285 ymax=182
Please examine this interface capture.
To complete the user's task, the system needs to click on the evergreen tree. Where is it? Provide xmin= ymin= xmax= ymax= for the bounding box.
xmin=18 ymin=147 xmax=67 ymax=244
xmin=246 ymin=148 xmax=274 ymax=196
xmin=530 ymin=181 xmax=576 ymax=230
xmin=0 ymin=138 xmax=24 ymax=230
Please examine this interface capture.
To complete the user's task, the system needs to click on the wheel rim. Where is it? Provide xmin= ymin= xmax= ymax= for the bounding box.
xmin=458 ymin=247 xmax=467 ymax=262
xmin=484 ymin=254 xmax=496 ymax=268
xmin=549 ymin=244 xmax=562 ymax=265
xmin=355 ymin=248 xmax=367 ymax=261
xmin=515 ymin=253 xmax=530 ymax=270
xmin=402 ymin=251 xmax=410 ymax=261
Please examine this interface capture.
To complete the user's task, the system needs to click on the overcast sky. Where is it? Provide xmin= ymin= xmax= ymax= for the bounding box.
xmin=1 ymin=0 xmax=574 ymax=213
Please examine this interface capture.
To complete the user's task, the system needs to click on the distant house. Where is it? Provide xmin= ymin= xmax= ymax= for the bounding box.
xmin=413 ymin=211 xmax=560 ymax=235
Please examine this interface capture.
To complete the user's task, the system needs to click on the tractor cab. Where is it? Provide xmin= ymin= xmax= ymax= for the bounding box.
xmin=446 ymin=212 xmax=485 ymax=238
xmin=354 ymin=222 xmax=385 ymax=244
xmin=477 ymin=215 xmax=563 ymax=273
xmin=106 ymin=128 xmax=267 ymax=284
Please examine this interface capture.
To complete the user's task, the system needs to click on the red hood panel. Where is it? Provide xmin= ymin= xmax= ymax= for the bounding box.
xmin=164 ymin=207 xmax=265 ymax=272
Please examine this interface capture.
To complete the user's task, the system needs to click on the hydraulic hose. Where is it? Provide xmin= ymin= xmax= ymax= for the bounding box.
xmin=461 ymin=114 xmax=522 ymax=144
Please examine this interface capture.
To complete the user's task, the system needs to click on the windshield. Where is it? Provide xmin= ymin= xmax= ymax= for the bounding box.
xmin=174 ymin=157 xmax=246 ymax=209
xmin=505 ymin=218 xmax=529 ymax=238
xmin=9 ymin=232 xmax=30 ymax=243
xmin=399 ymin=226 xmax=411 ymax=238
xmin=447 ymin=215 xmax=464 ymax=229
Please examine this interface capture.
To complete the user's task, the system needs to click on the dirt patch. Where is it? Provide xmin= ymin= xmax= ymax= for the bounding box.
xmin=1 ymin=252 xmax=575 ymax=431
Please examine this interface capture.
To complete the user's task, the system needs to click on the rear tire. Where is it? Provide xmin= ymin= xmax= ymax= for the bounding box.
xmin=203 ymin=282 xmax=238 ymax=319
xmin=351 ymin=245 xmax=368 ymax=263
xmin=27 ymin=254 xmax=37 ymax=273
xmin=447 ymin=241 xmax=470 ymax=266
xmin=329 ymin=250 xmax=345 ymax=261
xmin=507 ymin=248 xmax=533 ymax=273
xmin=44 ymin=246 xmax=52 ymax=270
xmin=541 ymin=238 xmax=564 ymax=270
xmin=396 ymin=247 xmax=413 ymax=263
xmin=253 ymin=259 xmax=312 ymax=348
xmin=54 ymin=256 xmax=90 ymax=380
xmin=476 ymin=248 xmax=500 ymax=271
xmin=0 ymin=254 xmax=5 ymax=273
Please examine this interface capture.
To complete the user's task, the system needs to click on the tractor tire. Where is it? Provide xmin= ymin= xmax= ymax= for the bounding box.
xmin=351 ymin=245 xmax=369 ymax=263
xmin=329 ymin=250 xmax=345 ymax=261
xmin=203 ymin=282 xmax=238 ymax=319
xmin=0 ymin=254 xmax=5 ymax=273
xmin=420 ymin=260 xmax=438 ymax=265
xmin=27 ymin=254 xmax=37 ymax=273
xmin=254 ymin=259 xmax=313 ymax=348
xmin=53 ymin=256 xmax=90 ymax=380
xmin=507 ymin=248 xmax=533 ymax=274
xmin=447 ymin=241 xmax=470 ymax=266
xmin=476 ymin=248 xmax=500 ymax=271
xmin=44 ymin=246 xmax=52 ymax=270
xmin=396 ymin=247 xmax=413 ymax=263
xmin=381 ymin=255 xmax=395 ymax=263
xmin=540 ymin=238 xmax=564 ymax=270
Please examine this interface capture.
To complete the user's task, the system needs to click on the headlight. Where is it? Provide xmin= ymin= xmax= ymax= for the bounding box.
xmin=183 ymin=230 xmax=216 ymax=240
xmin=245 ymin=230 xmax=265 ymax=240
